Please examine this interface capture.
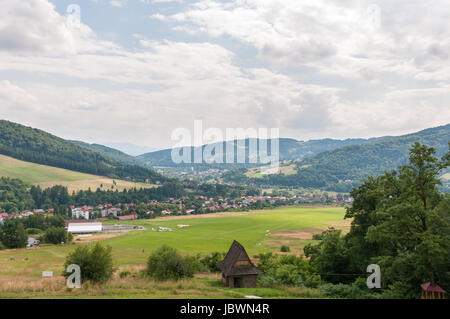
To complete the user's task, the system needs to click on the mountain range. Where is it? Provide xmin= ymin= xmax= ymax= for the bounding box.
xmin=0 ymin=119 xmax=448 ymax=192
xmin=222 ymin=124 xmax=450 ymax=192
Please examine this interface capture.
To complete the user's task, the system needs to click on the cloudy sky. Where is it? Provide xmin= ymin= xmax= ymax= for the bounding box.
xmin=0 ymin=0 xmax=449 ymax=150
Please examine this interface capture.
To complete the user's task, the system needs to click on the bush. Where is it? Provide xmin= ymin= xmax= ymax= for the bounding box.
xmin=63 ymin=242 xmax=114 ymax=283
xmin=43 ymin=227 xmax=70 ymax=244
xmin=146 ymin=245 xmax=200 ymax=281
xmin=199 ymin=252 xmax=226 ymax=272
xmin=0 ymin=241 xmax=5 ymax=250
xmin=312 ymin=233 xmax=324 ymax=240
xmin=26 ymin=228 xmax=42 ymax=235
xmin=280 ymin=245 xmax=290 ymax=252
xmin=0 ymin=219 xmax=27 ymax=248
xmin=119 ymin=270 xmax=131 ymax=278
xmin=256 ymin=253 xmax=321 ymax=288
xmin=318 ymin=280 xmax=379 ymax=299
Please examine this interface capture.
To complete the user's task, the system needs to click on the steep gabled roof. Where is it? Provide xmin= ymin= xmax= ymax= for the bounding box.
xmin=421 ymin=282 xmax=446 ymax=293
xmin=217 ymin=240 xmax=263 ymax=276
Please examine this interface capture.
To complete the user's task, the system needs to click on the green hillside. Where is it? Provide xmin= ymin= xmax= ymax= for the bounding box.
xmin=0 ymin=120 xmax=166 ymax=183
xmin=71 ymin=140 xmax=145 ymax=167
xmin=223 ymin=124 xmax=450 ymax=192
xmin=138 ymin=137 xmax=375 ymax=168
xmin=0 ymin=154 xmax=157 ymax=192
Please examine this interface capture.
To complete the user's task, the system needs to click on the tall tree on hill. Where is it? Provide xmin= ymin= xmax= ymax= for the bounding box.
xmin=361 ymin=142 xmax=450 ymax=297
xmin=306 ymin=142 xmax=450 ymax=298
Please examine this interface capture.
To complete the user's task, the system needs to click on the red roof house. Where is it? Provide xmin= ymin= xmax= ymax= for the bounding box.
xmin=421 ymin=282 xmax=447 ymax=299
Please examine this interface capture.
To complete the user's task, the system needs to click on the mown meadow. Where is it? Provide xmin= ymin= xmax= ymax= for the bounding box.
xmin=0 ymin=206 xmax=347 ymax=298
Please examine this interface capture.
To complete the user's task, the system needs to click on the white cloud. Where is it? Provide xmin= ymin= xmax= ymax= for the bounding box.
xmin=158 ymin=0 xmax=450 ymax=81
xmin=109 ymin=0 xmax=128 ymax=7
xmin=0 ymin=0 xmax=448 ymax=148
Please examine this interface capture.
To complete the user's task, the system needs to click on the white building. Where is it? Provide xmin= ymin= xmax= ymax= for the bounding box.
xmin=101 ymin=207 xmax=121 ymax=217
xmin=67 ymin=222 xmax=102 ymax=234
xmin=71 ymin=208 xmax=90 ymax=220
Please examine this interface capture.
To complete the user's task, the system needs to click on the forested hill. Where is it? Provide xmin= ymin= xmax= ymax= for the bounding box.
xmin=223 ymin=124 xmax=450 ymax=192
xmin=71 ymin=140 xmax=144 ymax=167
xmin=0 ymin=120 xmax=166 ymax=183
xmin=138 ymin=137 xmax=376 ymax=168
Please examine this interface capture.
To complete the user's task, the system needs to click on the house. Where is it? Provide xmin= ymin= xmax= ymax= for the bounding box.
xmin=21 ymin=210 xmax=33 ymax=217
xmin=118 ymin=212 xmax=137 ymax=221
xmin=0 ymin=213 xmax=9 ymax=223
xmin=67 ymin=222 xmax=103 ymax=234
xmin=64 ymin=219 xmax=92 ymax=227
xmin=421 ymin=282 xmax=447 ymax=299
xmin=71 ymin=207 xmax=90 ymax=220
xmin=217 ymin=240 xmax=263 ymax=288
xmin=102 ymin=207 xmax=121 ymax=217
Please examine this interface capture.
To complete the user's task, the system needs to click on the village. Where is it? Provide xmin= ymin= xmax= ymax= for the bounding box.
xmin=0 ymin=193 xmax=354 ymax=225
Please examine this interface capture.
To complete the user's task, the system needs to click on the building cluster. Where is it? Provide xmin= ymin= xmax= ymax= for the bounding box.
xmin=0 ymin=193 xmax=354 ymax=224
xmin=69 ymin=204 xmax=124 ymax=220
xmin=195 ymin=194 xmax=354 ymax=212
xmin=0 ymin=209 xmax=54 ymax=223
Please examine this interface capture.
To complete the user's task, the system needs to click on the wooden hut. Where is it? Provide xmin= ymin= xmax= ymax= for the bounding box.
xmin=421 ymin=282 xmax=447 ymax=299
xmin=217 ymin=240 xmax=263 ymax=288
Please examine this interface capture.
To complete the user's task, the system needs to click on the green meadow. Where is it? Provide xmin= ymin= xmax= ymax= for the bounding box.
xmin=105 ymin=207 xmax=347 ymax=263
xmin=0 ymin=206 xmax=346 ymax=298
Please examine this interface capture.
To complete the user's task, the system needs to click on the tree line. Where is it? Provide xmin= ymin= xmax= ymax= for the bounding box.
xmin=0 ymin=178 xmax=185 ymax=213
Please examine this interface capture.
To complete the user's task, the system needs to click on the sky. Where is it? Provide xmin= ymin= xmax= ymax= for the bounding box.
xmin=0 ymin=0 xmax=449 ymax=150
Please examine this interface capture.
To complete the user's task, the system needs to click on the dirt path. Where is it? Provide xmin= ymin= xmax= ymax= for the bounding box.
xmin=268 ymin=228 xmax=324 ymax=240
xmin=267 ymin=219 xmax=352 ymax=240
xmin=74 ymin=233 xmax=124 ymax=243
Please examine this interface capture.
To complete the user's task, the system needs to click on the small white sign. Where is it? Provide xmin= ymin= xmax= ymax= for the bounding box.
xmin=42 ymin=271 xmax=53 ymax=278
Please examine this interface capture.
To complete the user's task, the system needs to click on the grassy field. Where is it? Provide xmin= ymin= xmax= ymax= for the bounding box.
xmin=0 ymin=154 xmax=157 ymax=192
xmin=104 ymin=207 xmax=347 ymax=259
xmin=0 ymin=206 xmax=347 ymax=298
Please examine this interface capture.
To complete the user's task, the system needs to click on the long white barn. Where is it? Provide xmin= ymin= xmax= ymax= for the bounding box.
xmin=67 ymin=222 xmax=103 ymax=234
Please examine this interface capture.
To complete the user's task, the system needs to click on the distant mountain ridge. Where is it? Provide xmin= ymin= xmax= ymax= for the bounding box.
xmin=223 ymin=124 xmax=450 ymax=192
xmin=104 ymin=142 xmax=157 ymax=157
xmin=138 ymin=137 xmax=379 ymax=168
xmin=71 ymin=140 xmax=144 ymax=167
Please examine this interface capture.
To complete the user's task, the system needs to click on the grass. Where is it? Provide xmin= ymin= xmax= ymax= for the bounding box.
xmin=0 ymin=154 xmax=157 ymax=192
xmin=104 ymin=207 xmax=346 ymax=259
xmin=0 ymin=206 xmax=346 ymax=298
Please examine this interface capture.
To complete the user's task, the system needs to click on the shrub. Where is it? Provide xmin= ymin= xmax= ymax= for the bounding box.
xmin=280 ymin=245 xmax=290 ymax=252
xmin=63 ymin=242 xmax=114 ymax=283
xmin=26 ymin=228 xmax=42 ymax=235
xmin=43 ymin=227 xmax=70 ymax=244
xmin=318 ymin=280 xmax=379 ymax=299
xmin=199 ymin=252 xmax=226 ymax=272
xmin=256 ymin=253 xmax=321 ymax=288
xmin=312 ymin=233 xmax=324 ymax=240
xmin=0 ymin=241 xmax=5 ymax=250
xmin=119 ymin=270 xmax=131 ymax=278
xmin=146 ymin=245 xmax=200 ymax=281
xmin=0 ymin=219 xmax=27 ymax=248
